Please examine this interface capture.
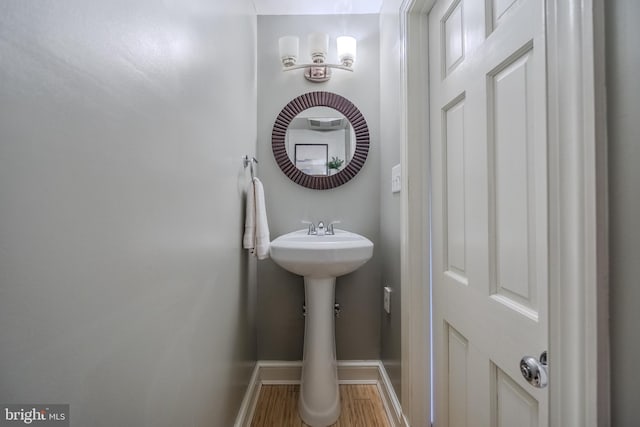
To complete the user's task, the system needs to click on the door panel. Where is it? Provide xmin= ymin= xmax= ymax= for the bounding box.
xmin=443 ymin=0 xmax=465 ymax=75
xmin=489 ymin=0 xmax=520 ymax=30
xmin=444 ymin=96 xmax=467 ymax=281
xmin=447 ymin=324 xmax=469 ymax=427
xmin=488 ymin=44 xmax=538 ymax=315
xmin=492 ymin=365 xmax=539 ymax=427
xmin=429 ymin=0 xmax=548 ymax=425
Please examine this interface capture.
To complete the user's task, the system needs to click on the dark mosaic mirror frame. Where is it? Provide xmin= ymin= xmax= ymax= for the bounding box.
xmin=272 ymin=91 xmax=369 ymax=190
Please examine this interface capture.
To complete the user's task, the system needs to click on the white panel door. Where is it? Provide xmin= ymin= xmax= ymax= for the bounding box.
xmin=429 ymin=0 xmax=548 ymax=425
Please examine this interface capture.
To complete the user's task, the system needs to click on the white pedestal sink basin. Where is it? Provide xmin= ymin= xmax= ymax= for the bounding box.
xmin=270 ymin=229 xmax=374 ymax=427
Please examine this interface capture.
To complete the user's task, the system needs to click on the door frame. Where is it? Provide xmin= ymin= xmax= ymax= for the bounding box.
xmin=398 ymin=0 xmax=610 ymax=426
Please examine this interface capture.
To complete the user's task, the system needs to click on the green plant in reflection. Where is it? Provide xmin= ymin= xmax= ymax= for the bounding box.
xmin=327 ymin=156 xmax=344 ymax=171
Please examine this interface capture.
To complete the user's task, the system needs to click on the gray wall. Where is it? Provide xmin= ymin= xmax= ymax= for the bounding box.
xmin=605 ymin=0 xmax=640 ymax=425
xmin=256 ymin=14 xmax=381 ymax=360
xmin=379 ymin=0 xmax=404 ymax=399
xmin=0 ymin=1 xmax=257 ymax=426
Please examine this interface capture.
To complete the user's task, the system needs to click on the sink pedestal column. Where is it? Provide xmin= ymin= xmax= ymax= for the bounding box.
xmin=299 ymin=277 xmax=340 ymax=426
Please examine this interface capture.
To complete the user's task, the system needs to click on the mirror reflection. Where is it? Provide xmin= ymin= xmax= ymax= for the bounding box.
xmin=285 ymin=107 xmax=356 ymax=176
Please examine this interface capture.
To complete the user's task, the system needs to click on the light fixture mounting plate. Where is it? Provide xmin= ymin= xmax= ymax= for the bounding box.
xmin=304 ymin=66 xmax=332 ymax=83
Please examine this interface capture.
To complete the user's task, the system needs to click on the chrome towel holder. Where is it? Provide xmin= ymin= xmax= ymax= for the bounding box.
xmin=243 ymin=155 xmax=258 ymax=179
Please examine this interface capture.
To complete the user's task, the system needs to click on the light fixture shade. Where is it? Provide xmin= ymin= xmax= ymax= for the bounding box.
xmin=337 ymin=36 xmax=357 ymax=67
xmin=279 ymin=36 xmax=299 ymax=67
xmin=308 ymin=32 xmax=329 ymax=62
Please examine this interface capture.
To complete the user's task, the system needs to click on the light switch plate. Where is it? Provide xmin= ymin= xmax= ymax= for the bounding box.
xmin=391 ymin=164 xmax=401 ymax=193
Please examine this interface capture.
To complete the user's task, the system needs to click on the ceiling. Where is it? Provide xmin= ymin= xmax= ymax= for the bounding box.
xmin=252 ymin=0 xmax=383 ymax=15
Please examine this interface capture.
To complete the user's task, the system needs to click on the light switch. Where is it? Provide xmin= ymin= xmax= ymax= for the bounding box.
xmin=391 ymin=164 xmax=401 ymax=193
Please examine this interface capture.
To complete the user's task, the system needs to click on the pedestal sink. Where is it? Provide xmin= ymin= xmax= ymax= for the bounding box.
xmin=270 ymin=229 xmax=374 ymax=427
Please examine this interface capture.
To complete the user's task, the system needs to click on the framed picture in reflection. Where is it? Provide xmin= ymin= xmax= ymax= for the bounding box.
xmin=294 ymin=144 xmax=328 ymax=176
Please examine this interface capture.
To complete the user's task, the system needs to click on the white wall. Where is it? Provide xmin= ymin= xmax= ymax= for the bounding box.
xmin=606 ymin=0 xmax=640 ymax=424
xmin=0 ymin=1 xmax=257 ymax=426
xmin=256 ymin=14 xmax=382 ymax=360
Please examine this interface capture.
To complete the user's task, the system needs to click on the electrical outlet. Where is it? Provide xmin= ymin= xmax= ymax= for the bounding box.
xmin=384 ymin=287 xmax=392 ymax=314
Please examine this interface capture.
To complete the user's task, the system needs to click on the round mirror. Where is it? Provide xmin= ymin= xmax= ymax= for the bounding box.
xmin=272 ymin=92 xmax=369 ymax=190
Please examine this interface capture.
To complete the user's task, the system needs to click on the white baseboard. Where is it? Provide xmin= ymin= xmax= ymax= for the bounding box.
xmin=233 ymin=362 xmax=261 ymax=427
xmin=375 ymin=361 xmax=408 ymax=427
xmin=256 ymin=360 xmax=301 ymax=384
xmin=234 ymin=360 xmax=407 ymax=427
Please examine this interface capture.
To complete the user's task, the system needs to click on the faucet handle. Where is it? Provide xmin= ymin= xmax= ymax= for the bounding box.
xmin=327 ymin=220 xmax=341 ymax=235
xmin=301 ymin=220 xmax=316 ymax=235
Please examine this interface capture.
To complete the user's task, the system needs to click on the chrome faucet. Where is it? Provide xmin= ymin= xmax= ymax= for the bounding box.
xmin=304 ymin=220 xmax=340 ymax=235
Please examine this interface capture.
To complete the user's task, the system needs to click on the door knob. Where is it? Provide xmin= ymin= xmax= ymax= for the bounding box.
xmin=520 ymin=351 xmax=548 ymax=388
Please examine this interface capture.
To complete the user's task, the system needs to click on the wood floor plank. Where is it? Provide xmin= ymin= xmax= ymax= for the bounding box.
xmin=250 ymin=384 xmax=391 ymax=427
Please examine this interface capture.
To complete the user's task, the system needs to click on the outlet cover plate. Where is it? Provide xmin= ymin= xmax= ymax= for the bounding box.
xmin=384 ymin=286 xmax=392 ymax=314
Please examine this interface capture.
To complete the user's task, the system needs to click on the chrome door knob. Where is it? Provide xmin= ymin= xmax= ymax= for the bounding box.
xmin=520 ymin=351 xmax=548 ymax=388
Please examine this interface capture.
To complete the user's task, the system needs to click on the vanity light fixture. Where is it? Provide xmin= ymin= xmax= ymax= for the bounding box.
xmin=278 ymin=33 xmax=357 ymax=83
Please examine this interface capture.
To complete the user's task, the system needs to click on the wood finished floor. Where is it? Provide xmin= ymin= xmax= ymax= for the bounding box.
xmin=250 ymin=384 xmax=391 ymax=427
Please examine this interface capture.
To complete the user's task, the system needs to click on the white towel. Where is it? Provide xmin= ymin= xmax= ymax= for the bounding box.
xmin=242 ymin=180 xmax=256 ymax=250
xmin=243 ymin=177 xmax=270 ymax=259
